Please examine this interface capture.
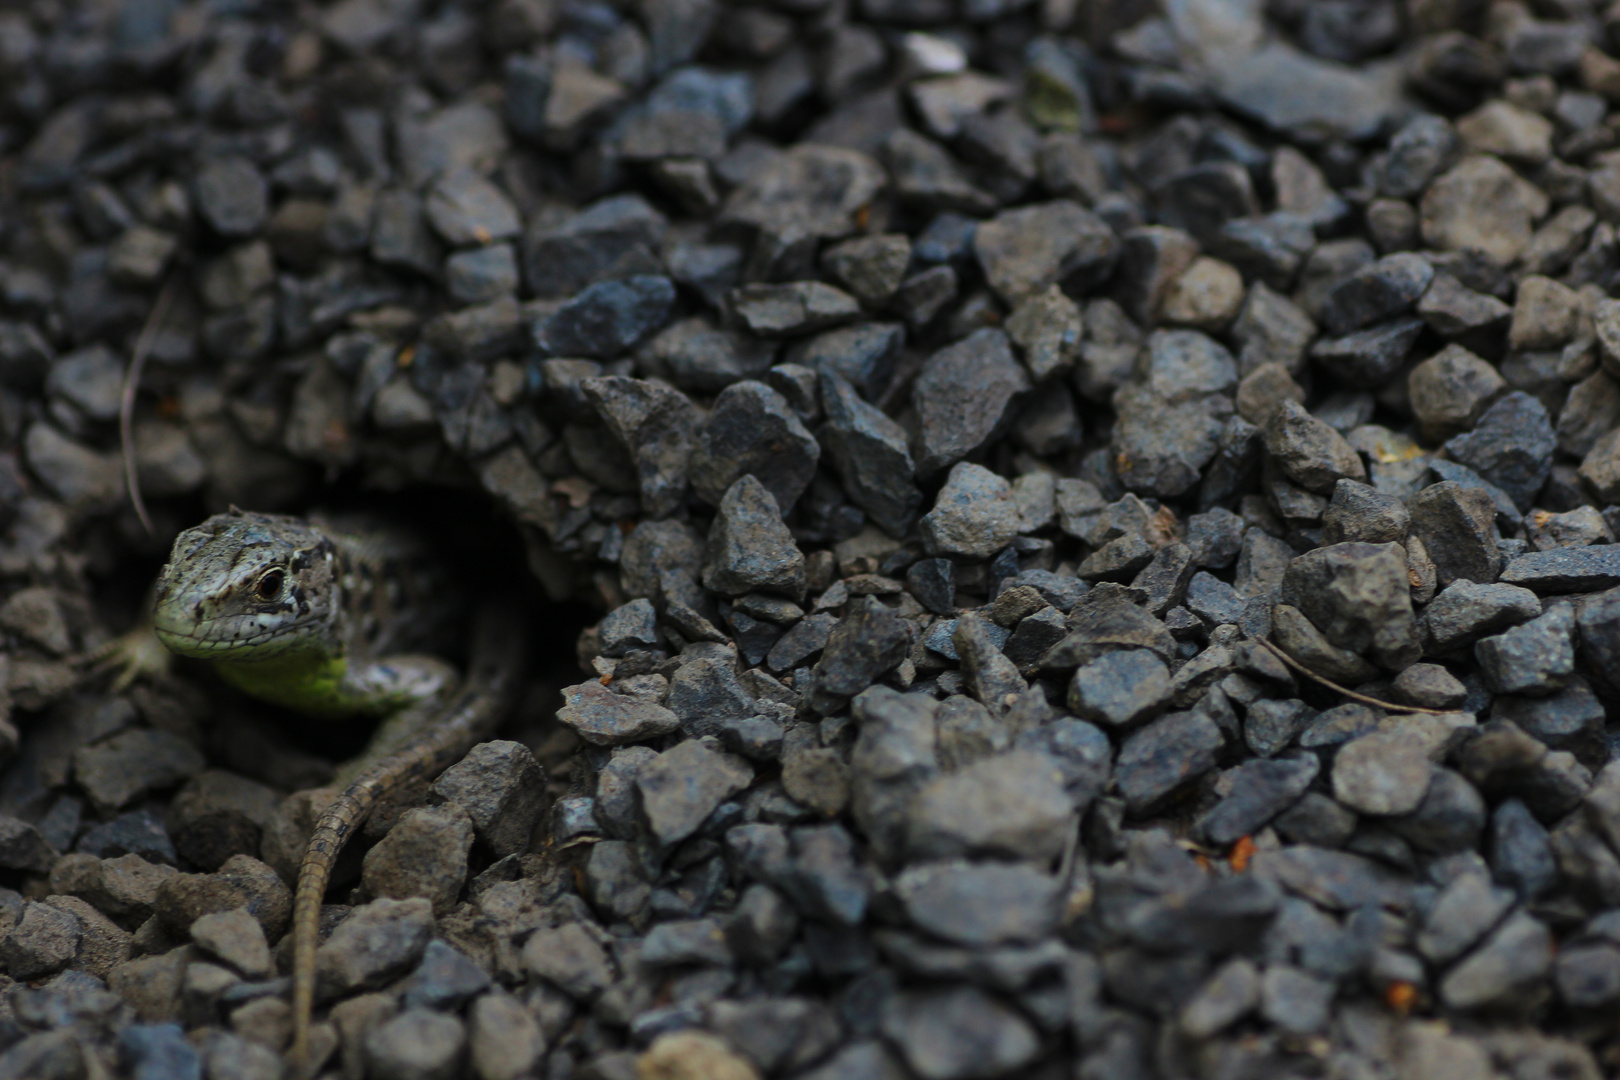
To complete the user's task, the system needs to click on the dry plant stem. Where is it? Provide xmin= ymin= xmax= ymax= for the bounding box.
xmin=119 ymin=278 xmax=177 ymax=538
xmin=1255 ymin=637 xmax=1451 ymax=717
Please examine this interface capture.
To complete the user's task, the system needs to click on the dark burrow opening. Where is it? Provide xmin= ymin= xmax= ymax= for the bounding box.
xmin=3 ymin=477 xmax=598 ymax=895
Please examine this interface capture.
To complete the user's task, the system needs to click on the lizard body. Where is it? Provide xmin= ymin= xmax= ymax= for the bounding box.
xmin=146 ymin=509 xmax=528 ymax=1069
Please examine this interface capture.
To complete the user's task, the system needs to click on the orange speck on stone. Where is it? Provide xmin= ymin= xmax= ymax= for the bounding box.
xmin=1229 ymin=835 xmax=1257 ymax=872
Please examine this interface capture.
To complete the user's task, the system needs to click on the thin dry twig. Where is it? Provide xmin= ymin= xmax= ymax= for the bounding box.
xmin=1255 ymin=636 xmax=1452 ymax=717
xmin=119 ymin=278 xmax=176 ymax=538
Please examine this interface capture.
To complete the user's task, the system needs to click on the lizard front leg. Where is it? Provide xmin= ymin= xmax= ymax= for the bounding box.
xmin=333 ymin=655 xmax=462 ymax=785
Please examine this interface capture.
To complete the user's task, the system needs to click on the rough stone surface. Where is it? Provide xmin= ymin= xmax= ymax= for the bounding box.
xmin=12 ymin=1 xmax=1620 ymax=1073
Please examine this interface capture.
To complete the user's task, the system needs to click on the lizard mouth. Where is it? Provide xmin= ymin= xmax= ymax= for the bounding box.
xmin=152 ymin=617 xmax=315 ymax=658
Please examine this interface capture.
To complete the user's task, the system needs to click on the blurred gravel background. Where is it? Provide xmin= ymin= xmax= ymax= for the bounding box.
xmin=7 ymin=0 xmax=1620 ymax=1078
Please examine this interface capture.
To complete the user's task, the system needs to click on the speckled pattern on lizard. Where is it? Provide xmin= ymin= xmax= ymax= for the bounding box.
xmin=121 ymin=508 xmax=528 ymax=1071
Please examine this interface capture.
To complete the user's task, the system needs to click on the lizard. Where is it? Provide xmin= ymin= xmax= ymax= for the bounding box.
xmin=111 ymin=508 xmax=528 ymax=1070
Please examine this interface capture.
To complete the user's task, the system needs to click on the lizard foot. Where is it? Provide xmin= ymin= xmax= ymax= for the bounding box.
xmin=76 ymin=623 xmax=172 ymax=692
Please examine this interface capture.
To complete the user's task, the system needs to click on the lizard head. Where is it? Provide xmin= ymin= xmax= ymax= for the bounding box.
xmin=151 ymin=510 xmax=345 ymax=661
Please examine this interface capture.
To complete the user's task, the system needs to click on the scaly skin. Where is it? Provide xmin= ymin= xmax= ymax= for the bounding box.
xmin=149 ymin=510 xmax=528 ymax=1072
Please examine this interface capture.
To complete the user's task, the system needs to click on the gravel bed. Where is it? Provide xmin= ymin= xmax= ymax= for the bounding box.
xmin=3 ymin=0 xmax=1620 ymax=1078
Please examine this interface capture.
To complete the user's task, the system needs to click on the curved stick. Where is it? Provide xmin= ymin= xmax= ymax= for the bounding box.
xmin=1255 ymin=637 xmax=1451 ymax=717
xmin=289 ymin=603 xmax=528 ymax=1072
xmin=119 ymin=278 xmax=176 ymax=538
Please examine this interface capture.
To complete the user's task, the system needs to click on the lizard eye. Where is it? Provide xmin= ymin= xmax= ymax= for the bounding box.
xmin=255 ymin=569 xmax=286 ymax=601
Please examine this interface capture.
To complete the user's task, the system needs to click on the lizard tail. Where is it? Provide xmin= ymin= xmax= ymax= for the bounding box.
xmin=288 ymin=600 xmax=528 ymax=1074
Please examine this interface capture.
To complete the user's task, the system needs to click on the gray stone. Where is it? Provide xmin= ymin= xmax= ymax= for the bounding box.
xmin=1153 ymin=162 xmax=1260 ymax=247
xmin=1489 ymin=798 xmax=1557 ymax=900
xmin=430 ymin=740 xmax=548 ymax=858
xmin=1232 ymin=281 xmax=1315 ymax=375
xmin=1214 ymin=42 xmax=1402 ymax=142
xmin=446 ymin=244 xmax=519 ymax=304
xmin=786 ymin=323 xmax=903 ymax=403
xmin=822 ymin=234 xmax=911 ymax=306
xmin=703 ymin=475 xmax=806 ymax=599
xmin=1040 ymin=586 xmax=1176 ymax=671
xmin=194 ymin=157 xmax=268 ymax=237
xmin=599 ymin=599 xmax=659 ymax=658
xmin=1185 ymin=571 xmax=1246 ymax=627
xmin=1381 ymin=113 xmax=1460 ymax=198
xmin=1438 ymin=910 xmax=1553 ymax=1011
xmin=1322 ymin=480 xmax=1409 ymax=545
xmin=1503 ymin=546 xmax=1620 ymax=594
xmin=1556 ymin=943 xmax=1620 ymax=1007
xmin=893 ymin=860 xmax=1060 ymax=947
xmin=534 ymin=276 xmax=677 ymax=359
xmin=0 ymin=902 xmax=79 ymax=980
xmin=973 ymin=200 xmax=1119 ymax=305
xmin=524 ymin=922 xmax=613 ymax=999
xmin=190 ymin=908 xmax=272 ymax=980
xmin=1493 ymin=679 xmax=1606 ymax=767
xmin=819 ymin=372 xmax=921 ymax=536
xmin=557 ymin=681 xmax=681 ymax=746
xmin=1113 ymin=225 xmax=1200 ymax=325
xmin=1389 ymin=767 xmax=1486 ymax=855
xmin=361 ymin=803 xmax=475 ymax=915
xmin=918 ymin=462 xmax=1019 ymax=560
xmin=1263 ymin=400 xmax=1367 ymax=495
xmin=1259 ymin=964 xmax=1334 ymax=1035
xmin=953 ymin=614 xmax=1027 ymax=714
xmin=1408 ymin=482 xmax=1503 ymax=589
xmin=1068 ymin=649 xmax=1171 ymax=728
xmin=0 ymin=816 xmax=54 ymax=874
xmin=1278 ymin=542 xmax=1418 ymax=670
xmin=316 ymin=897 xmax=434 ymax=1001
xmin=1475 ymin=602 xmax=1575 ymax=696
xmin=911 ymin=329 xmax=1030 ymax=477
xmin=523 ymin=194 xmax=666 ymax=299
xmin=1116 ymin=710 xmax=1224 ymax=812
xmin=1180 ymin=957 xmax=1260 ymax=1038
xmin=73 ymin=730 xmax=206 ymax=813
xmin=720 ymin=145 xmax=886 ymax=272
xmin=906 ymin=751 xmax=1072 ymax=861
xmin=1333 ymin=730 xmax=1433 ymax=816
xmin=1244 ymin=698 xmax=1316 ymax=758
xmin=1444 ymin=392 xmax=1554 ymax=513
xmin=400 ymin=939 xmax=491 ymax=1012
xmin=1309 ymin=318 xmax=1425 ymax=387
xmin=812 ymin=597 xmax=911 ymax=701
xmin=726 ymin=883 xmax=799 ymax=966
xmin=364 ymin=1006 xmax=466 ymax=1080
xmin=1416 ymin=871 xmax=1514 ymax=964
xmin=730 ymin=281 xmax=861 ymax=337
xmin=1418 ymin=272 xmax=1512 ymax=341
xmin=1006 ymin=285 xmax=1082 ymax=382
xmin=767 ymin=613 xmax=838 ymax=672
xmin=582 ymin=375 xmax=701 ymax=519
xmin=1319 ymin=252 xmax=1435 ymax=336
xmin=1409 ymin=345 xmax=1507 ymax=442
xmin=1420 ymin=156 xmax=1549 ymax=266
xmin=1392 ymin=663 xmax=1467 ymax=710
xmin=880 ymin=986 xmax=1039 ymax=1080
xmin=1197 ymin=753 xmax=1319 ymax=846
xmin=469 ymin=993 xmax=546 ymax=1080
xmin=371 ymin=189 xmax=443 ymax=275
xmin=641 ymin=317 xmax=777 ymax=395
xmin=425 ymin=170 xmax=520 ymax=247
xmin=1509 ymin=274 xmax=1582 ymax=351
xmin=637 ymin=739 xmax=753 ymax=848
